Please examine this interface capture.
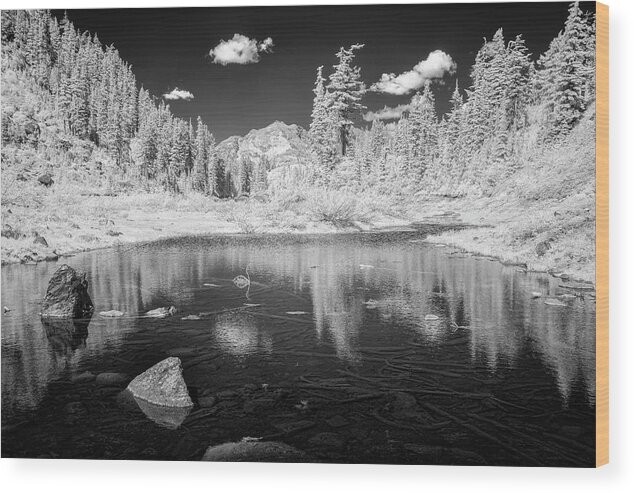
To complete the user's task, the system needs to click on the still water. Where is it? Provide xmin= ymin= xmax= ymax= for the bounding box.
xmin=1 ymin=229 xmax=596 ymax=465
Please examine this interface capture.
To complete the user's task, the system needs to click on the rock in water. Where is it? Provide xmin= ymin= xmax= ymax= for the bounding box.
xmin=145 ymin=306 xmax=177 ymax=318
xmin=201 ymin=441 xmax=309 ymax=463
xmin=544 ymin=298 xmax=567 ymax=306
xmin=126 ymin=357 xmax=192 ymax=407
xmin=99 ymin=310 xmax=124 ymax=317
xmin=41 ymin=264 xmax=93 ymax=318
xmin=96 ymin=372 xmax=129 ymax=386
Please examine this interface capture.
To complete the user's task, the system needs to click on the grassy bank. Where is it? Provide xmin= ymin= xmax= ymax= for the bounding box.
xmin=417 ymin=196 xmax=595 ymax=283
xmin=0 ymin=182 xmax=413 ymax=265
xmin=1 ymin=181 xmax=595 ymax=284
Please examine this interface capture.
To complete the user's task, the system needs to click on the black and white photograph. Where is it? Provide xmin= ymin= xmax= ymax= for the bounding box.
xmin=1 ymin=1 xmax=600 ymax=466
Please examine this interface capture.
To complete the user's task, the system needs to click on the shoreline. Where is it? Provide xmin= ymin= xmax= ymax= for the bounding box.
xmin=0 ymin=202 xmax=411 ymax=267
xmin=1 ymin=195 xmax=594 ymax=286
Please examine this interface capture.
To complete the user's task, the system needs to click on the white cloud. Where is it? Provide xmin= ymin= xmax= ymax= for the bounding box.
xmin=163 ymin=88 xmax=194 ymax=101
xmin=258 ymin=37 xmax=274 ymax=53
xmin=363 ymin=104 xmax=411 ymax=122
xmin=371 ymin=50 xmax=456 ymax=95
xmin=210 ymin=34 xmax=274 ymax=65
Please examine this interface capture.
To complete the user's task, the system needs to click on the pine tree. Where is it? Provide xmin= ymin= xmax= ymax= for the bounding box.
xmin=326 ymin=44 xmax=366 ymax=157
xmin=192 ymin=116 xmax=209 ymax=193
xmin=505 ymin=35 xmax=533 ymax=127
xmin=169 ymin=120 xmax=190 ymax=183
xmin=408 ymin=83 xmax=438 ymax=182
xmin=535 ymin=1 xmax=595 ymax=138
xmin=68 ymin=51 xmax=89 ymax=137
xmin=206 ymin=134 xmax=219 ymax=195
xmin=442 ymin=81 xmax=466 ymax=186
xmin=309 ymin=66 xmax=338 ymax=181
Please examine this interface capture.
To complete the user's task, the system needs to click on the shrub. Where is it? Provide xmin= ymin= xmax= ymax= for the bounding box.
xmin=307 ymin=189 xmax=358 ymax=227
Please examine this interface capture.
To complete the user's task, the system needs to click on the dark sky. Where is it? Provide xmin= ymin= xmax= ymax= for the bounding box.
xmin=52 ymin=2 xmax=595 ymax=142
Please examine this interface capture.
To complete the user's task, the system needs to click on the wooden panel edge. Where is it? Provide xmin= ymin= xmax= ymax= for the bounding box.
xmin=595 ymin=0 xmax=609 ymax=468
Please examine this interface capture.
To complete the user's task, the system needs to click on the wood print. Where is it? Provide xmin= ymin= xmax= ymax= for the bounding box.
xmin=0 ymin=1 xmax=608 ymax=466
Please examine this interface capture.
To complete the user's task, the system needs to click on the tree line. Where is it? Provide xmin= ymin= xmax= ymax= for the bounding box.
xmin=1 ymin=9 xmax=241 ymax=196
xmin=308 ymin=1 xmax=596 ymax=196
xmin=1 ymin=3 xmax=595 ymax=199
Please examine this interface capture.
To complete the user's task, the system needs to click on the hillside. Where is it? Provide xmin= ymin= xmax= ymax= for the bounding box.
xmin=420 ymin=103 xmax=596 ymax=282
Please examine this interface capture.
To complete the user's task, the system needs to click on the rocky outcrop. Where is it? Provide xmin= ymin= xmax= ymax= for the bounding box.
xmin=41 ymin=265 xmax=93 ymax=318
xmin=216 ymin=121 xmax=313 ymax=195
xmin=201 ymin=441 xmax=310 ymax=463
xmin=126 ymin=357 xmax=192 ymax=407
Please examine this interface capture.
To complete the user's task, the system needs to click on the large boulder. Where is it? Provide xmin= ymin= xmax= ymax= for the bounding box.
xmin=126 ymin=357 xmax=193 ymax=407
xmin=201 ymin=441 xmax=310 ymax=463
xmin=41 ymin=265 xmax=93 ymax=318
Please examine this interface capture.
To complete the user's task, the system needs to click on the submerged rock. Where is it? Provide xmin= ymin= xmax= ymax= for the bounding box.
xmin=325 ymin=415 xmax=349 ymax=428
xmin=308 ymin=432 xmax=345 ymax=451
xmin=391 ymin=392 xmax=419 ymax=419
xmin=403 ymin=443 xmax=486 ymax=465
xmin=96 ymin=372 xmax=129 ymax=386
xmin=201 ymin=441 xmax=310 ymax=463
xmin=71 ymin=371 xmax=95 ymax=383
xmin=63 ymin=401 xmax=86 ymax=425
xmin=126 ymin=357 xmax=192 ymax=407
xmin=41 ymin=264 xmax=93 ymax=319
xmin=199 ymin=395 xmax=217 ymax=408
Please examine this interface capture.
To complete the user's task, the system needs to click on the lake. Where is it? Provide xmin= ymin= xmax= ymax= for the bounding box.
xmin=0 ymin=228 xmax=596 ymax=465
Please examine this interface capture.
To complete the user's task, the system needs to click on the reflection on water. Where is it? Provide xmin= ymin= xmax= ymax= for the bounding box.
xmin=42 ymin=316 xmax=91 ymax=357
xmin=1 ymin=231 xmax=596 ymax=464
xmin=213 ymin=311 xmax=272 ymax=357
